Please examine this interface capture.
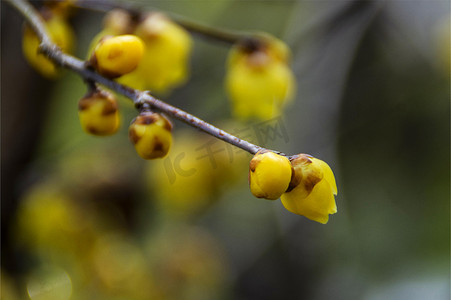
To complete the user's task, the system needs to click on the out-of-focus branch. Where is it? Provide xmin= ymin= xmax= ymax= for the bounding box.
xmin=74 ymin=0 xmax=250 ymax=45
xmin=6 ymin=0 xmax=264 ymax=155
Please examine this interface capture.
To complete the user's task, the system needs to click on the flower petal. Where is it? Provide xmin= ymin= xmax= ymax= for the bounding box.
xmin=311 ymin=158 xmax=337 ymax=195
xmin=281 ymin=179 xmax=336 ymax=224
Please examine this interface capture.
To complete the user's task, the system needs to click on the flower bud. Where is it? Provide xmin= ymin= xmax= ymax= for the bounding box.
xmin=280 ymin=154 xmax=338 ymax=224
xmin=118 ymin=13 xmax=192 ymax=92
xmin=225 ymin=35 xmax=295 ymax=120
xmin=103 ymin=9 xmax=134 ymax=35
xmin=91 ymin=35 xmax=144 ymax=78
xmin=129 ymin=112 xmax=172 ymax=159
xmin=43 ymin=0 xmax=76 ymax=17
xmin=22 ymin=11 xmax=74 ymax=78
xmin=78 ymin=89 xmax=120 ymax=136
xmin=249 ymin=151 xmax=292 ymax=200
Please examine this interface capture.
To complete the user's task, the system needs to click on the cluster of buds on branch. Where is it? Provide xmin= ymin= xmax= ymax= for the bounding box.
xmin=249 ymin=151 xmax=337 ymax=224
xmin=10 ymin=0 xmax=338 ymax=224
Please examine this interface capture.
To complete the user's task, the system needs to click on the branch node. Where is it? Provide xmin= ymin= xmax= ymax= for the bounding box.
xmin=85 ymin=80 xmax=97 ymax=92
xmin=136 ymin=102 xmax=152 ymax=112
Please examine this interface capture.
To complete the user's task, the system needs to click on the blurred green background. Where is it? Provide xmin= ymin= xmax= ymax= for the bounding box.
xmin=2 ymin=0 xmax=449 ymax=299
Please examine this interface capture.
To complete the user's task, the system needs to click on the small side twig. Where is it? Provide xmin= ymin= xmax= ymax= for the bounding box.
xmin=6 ymin=0 xmax=263 ymax=155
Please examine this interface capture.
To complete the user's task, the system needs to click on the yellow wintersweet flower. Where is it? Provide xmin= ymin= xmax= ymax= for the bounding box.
xmin=102 ymin=9 xmax=135 ymax=36
xmin=22 ymin=11 xmax=74 ymax=78
xmin=14 ymin=183 xmax=94 ymax=252
xmin=1 ymin=270 xmax=20 ymax=300
xmin=281 ymin=154 xmax=337 ymax=224
xmin=78 ymin=88 xmax=120 ymax=136
xmin=119 ymin=13 xmax=192 ymax=93
xmin=91 ymin=35 xmax=144 ymax=78
xmin=129 ymin=111 xmax=173 ymax=159
xmin=91 ymin=234 xmax=162 ymax=299
xmin=147 ymin=130 xmax=248 ymax=217
xmin=43 ymin=0 xmax=77 ymax=17
xmin=147 ymin=227 xmax=228 ymax=300
xmin=249 ymin=150 xmax=292 ymax=200
xmin=147 ymin=133 xmax=215 ymax=217
xmin=225 ymin=35 xmax=296 ymax=120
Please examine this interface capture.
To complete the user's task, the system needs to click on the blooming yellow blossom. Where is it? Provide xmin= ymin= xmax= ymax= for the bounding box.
xmin=22 ymin=11 xmax=74 ymax=78
xmin=281 ymin=154 xmax=337 ymax=224
xmin=147 ymin=227 xmax=228 ymax=299
xmin=1 ymin=271 xmax=20 ymax=300
xmin=14 ymin=183 xmax=94 ymax=252
xmin=102 ymin=9 xmax=134 ymax=36
xmin=225 ymin=35 xmax=296 ymax=120
xmin=119 ymin=13 xmax=192 ymax=93
xmin=43 ymin=0 xmax=77 ymax=17
xmin=147 ymin=133 xmax=215 ymax=216
xmin=91 ymin=234 xmax=161 ymax=299
xmin=249 ymin=151 xmax=292 ymax=200
xmin=129 ymin=111 xmax=173 ymax=159
xmin=147 ymin=130 xmax=248 ymax=217
xmin=78 ymin=89 xmax=120 ymax=136
xmin=91 ymin=35 xmax=144 ymax=78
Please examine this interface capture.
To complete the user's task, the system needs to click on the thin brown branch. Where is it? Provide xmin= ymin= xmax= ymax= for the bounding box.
xmin=6 ymin=0 xmax=263 ymax=155
xmin=73 ymin=0 xmax=250 ymax=45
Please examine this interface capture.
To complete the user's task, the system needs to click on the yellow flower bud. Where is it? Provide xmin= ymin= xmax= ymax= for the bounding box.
xmin=78 ymin=89 xmax=120 ymax=136
xmin=103 ymin=9 xmax=134 ymax=35
xmin=85 ymin=10 xmax=135 ymax=68
xmin=43 ymin=0 xmax=76 ymax=17
xmin=225 ymin=36 xmax=296 ymax=120
xmin=280 ymin=154 xmax=338 ymax=224
xmin=249 ymin=151 xmax=292 ymax=200
xmin=129 ymin=112 xmax=172 ymax=159
xmin=22 ymin=11 xmax=74 ymax=78
xmin=91 ymin=35 xmax=144 ymax=78
xmin=118 ymin=13 xmax=192 ymax=93
xmin=227 ymin=33 xmax=291 ymax=67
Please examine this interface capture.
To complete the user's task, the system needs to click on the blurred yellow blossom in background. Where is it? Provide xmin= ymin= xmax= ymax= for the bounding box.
xmin=147 ymin=129 xmax=248 ymax=218
xmin=225 ymin=34 xmax=295 ymax=120
xmin=22 ymin=10 xmax=74 ymax=78
xmin=119 ymin=13 xmax=193 ymax=93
